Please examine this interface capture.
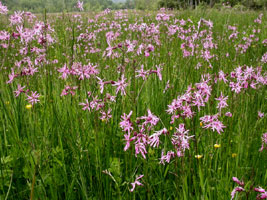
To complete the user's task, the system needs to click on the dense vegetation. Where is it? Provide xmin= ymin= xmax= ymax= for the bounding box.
xmin=1 ymin=0 xmax=266 ymax=13
xmin=0 ymin=3 xmax=267 ymax=200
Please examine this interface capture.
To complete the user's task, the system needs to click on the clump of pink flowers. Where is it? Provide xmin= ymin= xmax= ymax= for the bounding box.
xmin=0 ymin=1 xmax=8 ymax=15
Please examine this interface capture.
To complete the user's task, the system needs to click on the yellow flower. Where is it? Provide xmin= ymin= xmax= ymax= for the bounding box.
xmin=195 ymin=155 xmax=203 ymax=159
xmin=214 ymin=144 xmax=221 ymax=148
xmin=25 ymin=104 xmax=32 ymax=109
xmin=169 ymin=126 xmax=173 ymax=131
xmin=200 ymin=122 xmax=203 ymax=127
xmin=232 ymin=153 xmax=237 ymax=158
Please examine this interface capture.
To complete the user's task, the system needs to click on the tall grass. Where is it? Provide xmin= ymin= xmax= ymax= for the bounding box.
xmin=0 ymin=9 xmax=266 ymax=199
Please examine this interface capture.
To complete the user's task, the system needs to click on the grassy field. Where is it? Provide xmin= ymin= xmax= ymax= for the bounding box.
xmin=0 ymin=8 xmax=266 ymax=199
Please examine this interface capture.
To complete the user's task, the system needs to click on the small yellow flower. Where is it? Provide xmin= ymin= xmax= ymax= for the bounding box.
xmin=214 ymin=144 xmax=221 ymax=148
xmin=200 ymin=122 xmax=203 ymax=127
xmin=169 ymin=126 xmax=173 ymax=131
xmin=5 ymin=101 xmax=10 ymax=105
xmin=25 ymin=104 xmax=32 ymax=109
xmin=232 ymin=153 xmax=237 ymax=158
xmin=195 ymin=155 xmax=203 ymax=159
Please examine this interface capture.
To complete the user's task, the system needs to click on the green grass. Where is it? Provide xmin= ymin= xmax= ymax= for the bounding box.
xmin=0 ymin=9 xmax=266 ymax=199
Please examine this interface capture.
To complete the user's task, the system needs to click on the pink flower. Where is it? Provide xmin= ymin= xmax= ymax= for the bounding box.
xmin=259 ymin=133 xmax=267 ymax=152
xmin=6 ymin=69 xmax=17 ymax=84
xmin=112 ymin=74 xmax=128 ymax=96
xmin=9 ymin=11 xmax=24 ymax=25
xmin=100 ymin=108 xmax=112 ymax=122
xmin=139 ymin=109 xmax=159 ymax=127
xmin=232 ymin=177 xmax=244 ymax=186
xmin=0 ymin=1 xmax=8 ymax=15
xmin=215 ymin=92 xmax=228 ymax=112
xmin=14 ymin=84 xmax=26 ymax=97
xmin=255 ymin=187 xmax=267 ymax=199
xmin=120 ymin=111 xmax=133 ymax=134
xmin=160 ymin=151 xmax=175 ymax=165
xmin=58 ymin=64 xmax=69 ymax=80
xmin=225 ymin=112 xmax=232 ymax=117
xmin=130 ymin=175 xmax=144 ymax=192
xmin=231 ymin=186 xmax=245 ymax=200
xmin=76 ymin=0 xmax=84 ymax=11
xmin=79 ymin=99 xmax=90 ymax=111
xmin=200 ymin=114 xmax=226 ymax=134
xmin=134 ymin=142 xmax=147 ymax=159
xmin=136 ymin=65 xmax=149 ymax=80
xmin=26 ymin=91 xmax=40 ymax=105
xmin=258 ymin=111 xmax=264 ymax=119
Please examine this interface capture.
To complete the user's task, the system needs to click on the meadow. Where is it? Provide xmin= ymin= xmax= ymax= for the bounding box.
xmin=0 ymin=4 xmax=267 ymax=200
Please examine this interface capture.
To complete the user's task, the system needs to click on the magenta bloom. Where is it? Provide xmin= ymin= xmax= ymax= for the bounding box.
xmin=200 ymin=114 xmax=226 ymax=134
xmin=231 ymin=186 xmax=245 ymax=200
xmin=76 ymin=0 xmax=84 ymax=11
xmin=255 ymin=187 xmax=267 ymax=199
xmin=130 ymin=175 xmax=144 ymax=192
xmin=119 ymin=111 xmax=133 ymax=134
xmin=215 ymin=92 xmax=228 ymax=112
xmin=0 ymin=1 xmax=8 ymax=15
xmin=232 ymin=177 xmax=244 ymax=186
xmin=113 ymin=74 xmax=128 ymax=96
xmin=79 ymin=99 xmax=90 ymax=111
xmin=259 ymin=132 xmax=267 ymax=152
xmin=14 ymin=84 xmax=26 ymax=97
xmin=258 ymin=111 xmax=264 ymax=119
xmin=27 ymin=91 xmax=40 ymax=105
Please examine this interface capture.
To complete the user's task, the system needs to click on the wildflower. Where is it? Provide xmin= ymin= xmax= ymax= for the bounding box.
xmin=195 ymin=155 xmax=203 ymax=159
xmin=26 ymin=91 xmax=40 ymax=105
xmin=139 ymin=109 xmax=159 ymax=127
xmin=160 ymin=151 xmax=175 ymax=165
xmin=232 ymin=177 xmax=244 ymax=186
xmin=130 ymin=175 xmax=144 ymax=192
xmin=255 ymin=187 xmax=267 ymax=199
xmin=25 ymin=104 xmax=32 ymax=109
xmin=214 ymin=144 xmax=221 ymax=148
xmin=231 ymin=186 xmax=245 ymax=200
xmin=100 ymin=108 xmax=112 ymax=122
xmin=0 ymin=1 xmax=8 ymax=15
xmin=215 ymin=92 xmax=228 ymax=112
xmin=231 ymin=177 xmax=245 ymax=200
xmin=259 ymin=133 xmax=267 ymax=152
xmin=258 ymin=111 xmax=264 ymax=119
xmin=120 ymin=111 xmax=133 ymax=134
xmin=57 ymin=64 xmax=69 ymax=79
xmin=76 ymin=0 xmax=84 ymax=11
xmin=200 ymin=122 xmax=203 ymax=127
xmin=112 ymin=74 xmax=128 ymax=96
xmin=200 ymin=114 xmax=226 ymax=134
xmin=136 ymin=65 xmax=149 ymax=80
xmin=14 ymin=84 xmax=26 ymax=97
xmin=79 ymin=99 xmax=90 ymax=111
xmin=225 ymin=112 xmax=232 ymax=117
xmin=169 ymin=126 xmax=173 ymax=131
xmin=232 ymin=153 xmax=237 ymax=158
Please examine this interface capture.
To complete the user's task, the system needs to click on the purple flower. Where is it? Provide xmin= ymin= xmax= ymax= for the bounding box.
xmin=130 ymin=175 xmax=144 ymax=192
xmin=258 ymin=111 xmax=264 ymax=119
xmin=113 ymin=74 xmax=128 ymax=96
xmin=120 ymin=111 xmax=133 ymax=134
xmin=14 ymin=84 xmax=26 ymax=97
xmin=79 ymin=99 xmax=90 ymax=111
xmin=259 ymin=133 xmax=267 ymax=152
xmin=27 ymin=91 xmax=40 ymax=105
xmin=215 ymin=92 xmax=228 ymax=112
xmin=231 ymin=186 xmax=245 ymax=200
xmin=76 ymin=0 xmax=84 ymax=11
xmin=0 ymin=1 xmax=8 ymax=15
